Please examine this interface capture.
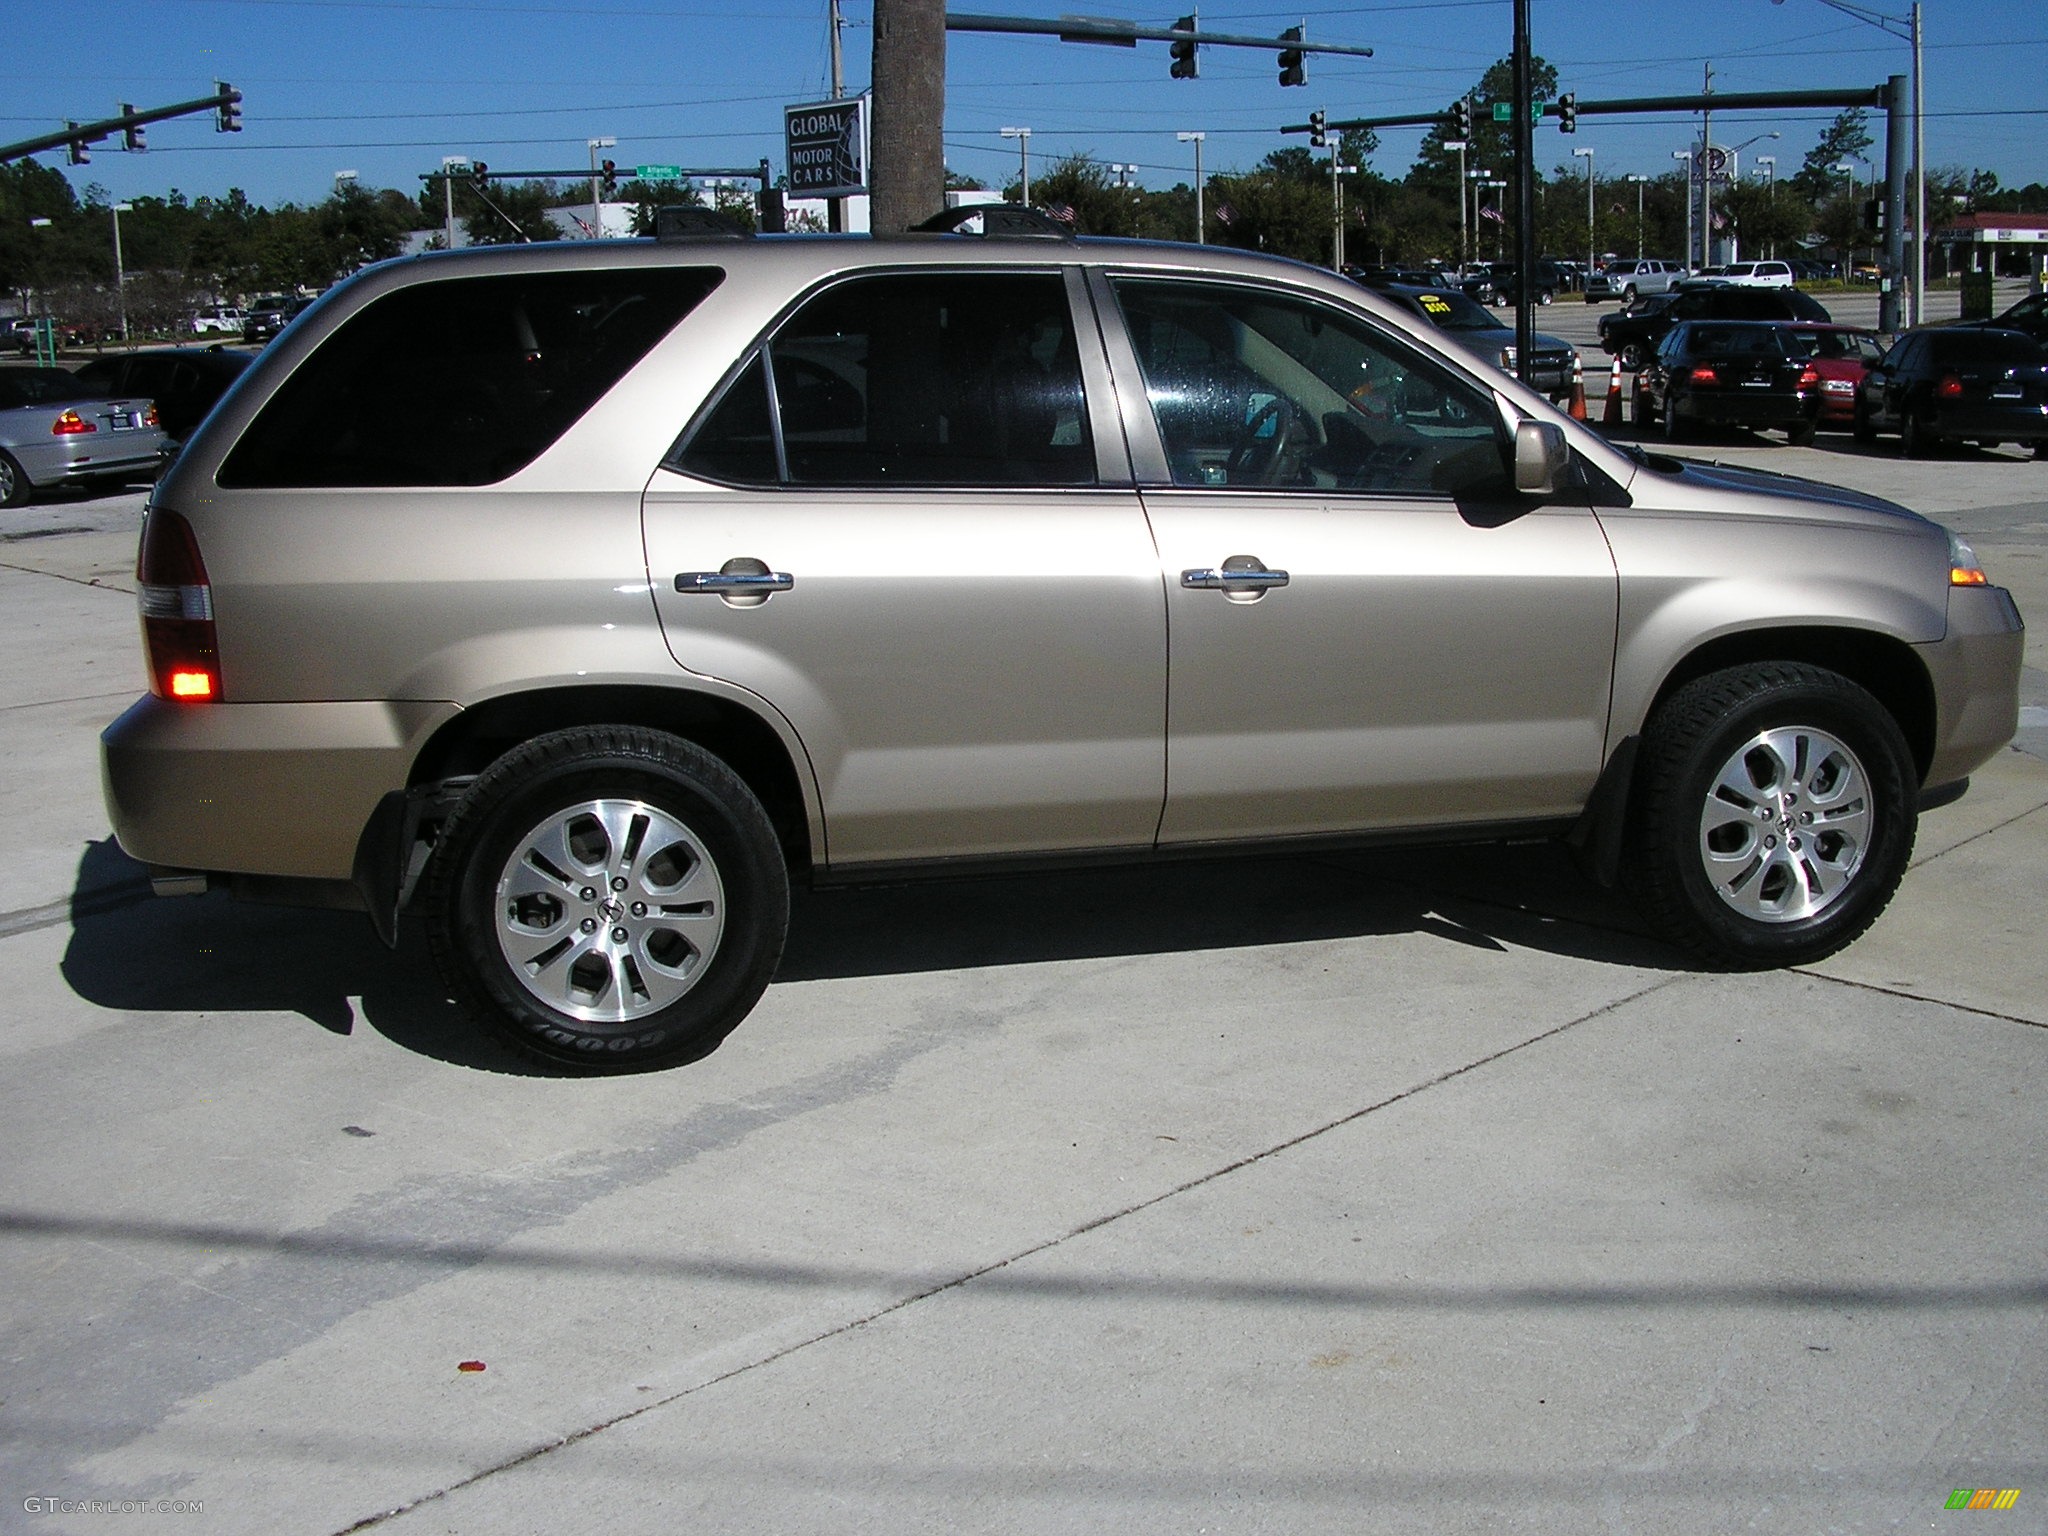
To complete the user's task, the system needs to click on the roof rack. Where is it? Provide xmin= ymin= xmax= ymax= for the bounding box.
xmin=910 ymin=203 xmax=1075 ymax=240
xmin=654 ymin=206 xmax=752 ymax=243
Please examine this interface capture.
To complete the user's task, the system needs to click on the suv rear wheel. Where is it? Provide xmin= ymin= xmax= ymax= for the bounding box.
xmin=426 ymin=726 xmax=789 ymax=1072
xmin=1626 ymin=663 xmax=1914 ymax=969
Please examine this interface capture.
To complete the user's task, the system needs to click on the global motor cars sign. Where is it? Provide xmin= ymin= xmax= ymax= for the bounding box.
xmin=785 ymin=96 xmax=868 ymax=199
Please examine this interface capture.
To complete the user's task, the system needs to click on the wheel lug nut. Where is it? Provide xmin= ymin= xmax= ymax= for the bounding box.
xmin=611 ymin=926 xmax=630 ymax=944
xmin=1765 ymin=835 xmax=1777 ymax=849
xmin=1788 ymin=836 xmax=1802 ymax=852
xmin=580 ymin=917 xmax=598 ymax=934
xmin=631 ymin=902 xmax=647 ymax=918
xmin=580 ymin=887 xmax=597 ymax=902
xmin=611 ymin=877 xmax=628 ymax=892
xmin=1801 ymin=811 xmax=1813 ymax=824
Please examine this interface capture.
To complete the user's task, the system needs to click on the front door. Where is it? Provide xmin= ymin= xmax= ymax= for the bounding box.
xmin=1100 ymin=274 xmax=1619 ymax=845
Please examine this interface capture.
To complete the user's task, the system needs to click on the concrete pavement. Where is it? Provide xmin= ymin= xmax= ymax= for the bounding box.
xmin=1 ymin=457 xmax=2042 ymax=1534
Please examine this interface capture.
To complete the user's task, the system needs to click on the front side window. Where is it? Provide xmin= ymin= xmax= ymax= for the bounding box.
xmin=1112 ymin=278 xmax=1508 ymax=497
xmin=220 ymin=266 xmax=722 ymax=487
xmin=678 ymin=270 xmax=1095 ymax=488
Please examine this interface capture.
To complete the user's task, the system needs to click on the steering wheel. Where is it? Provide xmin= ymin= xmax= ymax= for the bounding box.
xmin=1225 ymin=397 xmax=1305 ymax=484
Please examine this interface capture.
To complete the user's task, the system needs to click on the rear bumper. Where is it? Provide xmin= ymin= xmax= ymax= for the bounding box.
xmin=1920 ymin=585 xmax=2027 ymax=792
xmin=100 ymin=694 xmax=455 ymax=881
xmin=16 ymin=432 xmax=169 ymax=488
xmin=1932 ymin=402 xmax=2048 ymax=442
xmin=1675 ymin=393 xmax=1815 ymax=429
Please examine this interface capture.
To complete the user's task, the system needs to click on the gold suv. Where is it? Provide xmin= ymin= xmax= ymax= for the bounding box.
xmin=102 ymin=217 xmax=2025 ymax=1071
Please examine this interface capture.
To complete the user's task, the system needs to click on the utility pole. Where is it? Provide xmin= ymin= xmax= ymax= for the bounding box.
xmin=1001 ymin=126 xmax=1031 ymax=204
xmin=870 ymin=0 xmax=948 ymax=232
xmin=1674 ymin=149 xmax=1694 ymax=268
xmin=588 ymin=136 xmax=615 ymax=239
xmin=1701 ymin=61 xmax=1714 ymax=266
xmin=112 ymin=203 xmax=132 ymax=342
xmin=1511 ymin=0 xmax=1534 ymax=383
xmin=828 ymin=0 xmax=847 ymax=232
xmin=441 ymin=156 xmax=469 ymax=248
xmin=1178 ymin=131 xmax=1205 ymax=241
xmin=1445 ymin=136 xmax=1469 ymax=271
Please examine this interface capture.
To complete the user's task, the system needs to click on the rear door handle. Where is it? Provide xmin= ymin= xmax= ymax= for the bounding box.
xmin=674 ymin=558 xmax=793 ymax=608
xmin=1182 ymin=556 xmax=1289 ymax=594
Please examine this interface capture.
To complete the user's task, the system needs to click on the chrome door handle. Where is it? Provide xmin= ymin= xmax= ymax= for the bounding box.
xmin=675 ymin=570 xmax=795 ymax=595
xmin=1182 ymin=559 xmax=1289 ymax=591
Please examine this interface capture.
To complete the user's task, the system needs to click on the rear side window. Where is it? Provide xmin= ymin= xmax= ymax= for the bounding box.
xmin=219 ymin=266 xmax=721 ymax=487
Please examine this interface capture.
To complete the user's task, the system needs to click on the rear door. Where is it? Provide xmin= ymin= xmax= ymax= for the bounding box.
xmin=644 ymin=267 xmax=1166 ymax=869
xmin=1097 ymin=272 xmax=1617 ymax=845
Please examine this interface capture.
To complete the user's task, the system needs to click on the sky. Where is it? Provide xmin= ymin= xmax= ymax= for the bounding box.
xmin=6 ymin=0 xmax=2045 ymax=211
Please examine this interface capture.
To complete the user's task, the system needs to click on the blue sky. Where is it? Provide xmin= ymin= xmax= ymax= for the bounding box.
xmin=7 ymin=0 xmax=2044 ymax=209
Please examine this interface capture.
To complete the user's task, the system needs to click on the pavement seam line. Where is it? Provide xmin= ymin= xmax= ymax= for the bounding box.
xmin=0 ymin=882 xmax=152 ymax=942
xmin=1791 ymin=966 xmax=2048 ymax=1032
xmin=1909 ymin=789 xmax=2048 ymax=870
xmin=330 ymin=971 xmax=1685 ymax=1534
xmin=0 ymin=559 xmax=135 ymax=593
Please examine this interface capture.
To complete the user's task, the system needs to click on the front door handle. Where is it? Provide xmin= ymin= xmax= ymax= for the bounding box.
xmin=675 ymin=558 xmax=793 ymax=608
xmin=1182 ymin=555 xmax=1289 ymax=601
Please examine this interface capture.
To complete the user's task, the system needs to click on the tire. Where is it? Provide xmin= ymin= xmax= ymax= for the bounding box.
xmin=1901 ymin=410 xmax=1939 ymax=458
xmin=426 ymin=726 xmax=790 ymax=1073
xmin=1634 ymin=389 xmax=1658 ymax=427
xmin=2035 ymin=441 xmax=2047 ymax=460
xmin=1619 ymin=342 xmax=1645 ymax=371
xmin=1623 ymin=284 xmax=1639 ymax=304
xmin=1786 ymin=418 xmax=1818 ymax=447
xmin=0 ymin=450 xmax=27 ymax=509
xmin=1625 ymin=663 xmax=1915 ymax=969
xmin=1851 ymin=400 xmax=1877 ymax=445
xmin=1662 ymin=397 xmax=1687 ymax=442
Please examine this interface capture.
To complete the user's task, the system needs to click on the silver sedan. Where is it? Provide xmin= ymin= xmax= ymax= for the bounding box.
xmin=0 ymin=366 xmax=168 ymax=506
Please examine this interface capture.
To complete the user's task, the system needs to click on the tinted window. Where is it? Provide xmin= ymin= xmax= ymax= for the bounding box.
xmin=220 ymin=266 xmax=721 ymax=487
xmin=1932 ymin=331 xmax=2047 ymax=368
xmin=677 ymin=355 xmax=778 ymax=484
xmin=0 ymin=368 xmax=103 ymax=408
xmin=1113 ymin=278 xmax=1507 ymax=498
xmin=758 ymin=272 xmax=1094 ymax=487
xmin=1691 ymin=325 xmax=1784 ymax=357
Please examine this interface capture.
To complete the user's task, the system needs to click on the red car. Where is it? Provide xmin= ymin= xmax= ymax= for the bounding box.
xmin=1777 ymin=322 xmax=1885 ymax=428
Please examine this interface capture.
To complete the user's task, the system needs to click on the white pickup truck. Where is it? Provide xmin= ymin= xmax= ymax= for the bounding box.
xmin=1589 ymin=259 xmax=1685 ymax=303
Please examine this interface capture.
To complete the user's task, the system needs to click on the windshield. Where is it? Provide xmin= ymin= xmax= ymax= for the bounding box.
xmin=1406 ymin=288 xmax=1500 ymax=332
xmin=1782 ymin=329 xmax=1882 ymax=364
xmin=0 ymin=368 xmax=104 ymax=409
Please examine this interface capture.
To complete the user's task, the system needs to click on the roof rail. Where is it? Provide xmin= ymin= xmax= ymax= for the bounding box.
xmin=654 ymin=206 xmax=752 ymax=243
xmin=911 ymin=203 xmax=1075 ymax=240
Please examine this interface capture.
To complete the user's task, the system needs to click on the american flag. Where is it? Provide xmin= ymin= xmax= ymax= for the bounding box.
xmin=1479 ymin=204 xmax=1505 ymax=224
xmin=1045 ymin=202 xmax=1076 ymax=226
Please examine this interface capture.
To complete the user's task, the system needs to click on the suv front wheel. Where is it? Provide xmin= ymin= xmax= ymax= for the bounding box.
xmin=1626 ymin=664 xmax=1915 ymax=968
xmin=426 ymin=726 xmax=789 ymax=1072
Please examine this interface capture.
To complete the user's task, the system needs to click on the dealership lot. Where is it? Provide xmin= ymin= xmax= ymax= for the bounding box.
xmin=2 ymin=437 xmax=2044 ymax=1532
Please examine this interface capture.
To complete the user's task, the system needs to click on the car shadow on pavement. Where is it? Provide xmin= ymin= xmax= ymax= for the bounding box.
xmin=60 ymin=832 xmax=1688 ymax=1073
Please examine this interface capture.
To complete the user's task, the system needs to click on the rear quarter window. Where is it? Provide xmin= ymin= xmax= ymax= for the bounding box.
xmin=218 ymin=266 xmax=722 ymax=487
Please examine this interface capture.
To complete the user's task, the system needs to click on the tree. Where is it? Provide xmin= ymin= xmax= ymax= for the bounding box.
xmin=1792 ymin=109 xmax=1873 ymax=202
xmin=623 ymin=178 xmax=704 ymax=236
xmin=463 ymin=179 xmax=558 ymax=245
xmin=1409 ymin=55 xmax=1561 ymax=199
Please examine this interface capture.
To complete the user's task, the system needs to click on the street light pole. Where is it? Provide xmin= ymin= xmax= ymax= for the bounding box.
xmin=1573 ymin=146 xmax=1594 ymax=280
xmin=1626 ymin=174 xmax=1648 ymax=259
xmin=1445 ymin=138 xmax=1469 ymax=271
xmin=1177 ymin=131 xmax=1206 ymax=242
xmin=587 ymin=136 xmax=616 ymax=240
xmin=1755 ymin=155 xmax=1777 ymax=257
xmin=1673 ymin=150 xmax=1694 ymax=269
xmin=1000 ymin=126 xmax=1031 ymax=205
xmin=441 ymin=155 xmax=469 ymax=249
xmin=111 ymin=202 xmax=132 ymax=343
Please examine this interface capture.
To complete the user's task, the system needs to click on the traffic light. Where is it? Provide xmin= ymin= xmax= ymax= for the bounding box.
xmin=1169 ymin=15 xmax=1197 ymax=80
xmin=66 ymin=126 xmax=89 ymax=166
xmin=1864 ymin=196 xmax=1886 ymax=233
xmin=215 ymin=82 xmax=241 ymax=133
xmin=1450 ymin=98 xmax=1472 ymax=140
xmin=122 ymin=105 xmax=146 ymax=152
xmin=1277 ymin=26 xmax=1305 ymax=88
xmin=600 ymin=159 xmax=618 ymax=198
xmin=472 ymin=162 xmax=490 ymax=184
xmin=1558 ymin=92 xmax=1577 ymax=133
xmin=1308 ymin=110 xmax=1328 ymax=149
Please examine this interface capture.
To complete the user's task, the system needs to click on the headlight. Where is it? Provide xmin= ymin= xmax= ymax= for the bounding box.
xmin=1498 ymin=346 xmax=1517 ymax=370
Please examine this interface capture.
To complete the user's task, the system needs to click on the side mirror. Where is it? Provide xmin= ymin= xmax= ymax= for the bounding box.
xmin=1513 ymin=418 xmax=1569 ymax=496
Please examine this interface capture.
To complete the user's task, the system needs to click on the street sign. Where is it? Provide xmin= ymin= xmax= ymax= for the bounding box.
xmin=635 ymin=164 xmax=682 ymax=182
xmin=784 ymin=95 xmax=869 ymax=199
xmin=1490 ymin=101 xmax=1546 ymax=123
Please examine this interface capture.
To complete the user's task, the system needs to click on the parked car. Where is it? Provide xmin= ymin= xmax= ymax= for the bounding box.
xmin=1957 ymin=292 xmax=2048 ymax=346
xmin=1775 ymin=323 xmax=1885 ymax=429
xmin=242 ymin=295 xmax=314 ymax=345
xmin=1635 ymin=320 xmax=1822 ymax=445
xmin=1712 ymin=261 xmax=1797 ymax=289
xmin=1587 ymin=259 xmax=1686 ymax=303
xmin=72 ymin=347 xmax=254 ymax=447
xmin=1487 ymin=259 xmax=1573 ymax=305
xmin=99 ymin=217 xmax=2024 ymax=1072
xmin=1853 ymin=326 xmax=2048 ymax=457
xmin=1600 ymin=285 xmax=1834 ymax=371
xmin=1369 ymin=282 xmax=1582 ymax=405
xmin=191 ymin=306 xmax=246 ymax=338
xmin=0 ymin=367 xmax=167 ymax=507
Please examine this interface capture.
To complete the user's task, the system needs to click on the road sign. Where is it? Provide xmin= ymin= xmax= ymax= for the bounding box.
xmin=635 ymin=164 xmax=682 ymax=182
xmin=784 ymin=96 xmax=869 ymax=199
xmin=1490 ymin=101 xmax=1546 ymax=123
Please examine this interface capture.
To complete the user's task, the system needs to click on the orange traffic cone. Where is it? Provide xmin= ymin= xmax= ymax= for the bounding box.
xmin=1567 ymin=358 xmax=1588 ymax=421
xmin=1602 ymin=367 xmax=1624 ymax=425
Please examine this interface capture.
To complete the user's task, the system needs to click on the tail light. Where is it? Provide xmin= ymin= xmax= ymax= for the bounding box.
xmin=1797 ymin=367 xmax=1820 ymax=390
xmin=1935 ymin=374 xmax=1964 ymax=400
xmin=144 ymin=404 xmax=160 ymax=428
xmin=1689 ymin=366 xmax=1719 ymax=386
xmin=136 ymin=507 xmax=221 ymax=702
xmin=52 ymin=409 xmax=97 ymax=435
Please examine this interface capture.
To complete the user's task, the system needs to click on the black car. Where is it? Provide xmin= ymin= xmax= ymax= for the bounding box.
xmin=1853 ymin=326 xmax=2048 ymax=458
xmin=1486 ymin=259 xmax=1575 ymax=306
xmin=1957 ymin=292 xmax=2048 ymax=347
xmin=71 ymin=347 xmax=254 ymax=446
xmin=1636 ymin=321 xmax=1822 ymax=445
xmin=242 ymin=295 xmax=314 ymax=345
xmin=1599 ymin=286 xmax=1833 ymax=371
xmin=1368 ymin=283 xmax=1581 ymax=404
